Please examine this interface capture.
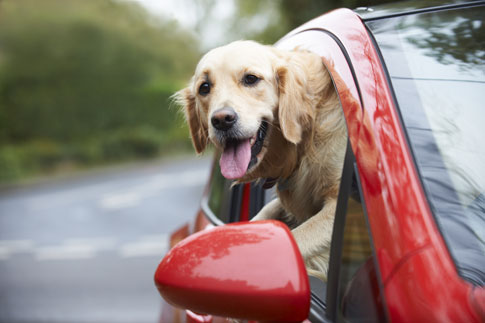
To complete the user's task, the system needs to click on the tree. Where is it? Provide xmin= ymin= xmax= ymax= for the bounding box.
xmin=0 ymin=0 xmax=201 ymax=143
xmin=0 ymin=0 xmax=202 ymax=180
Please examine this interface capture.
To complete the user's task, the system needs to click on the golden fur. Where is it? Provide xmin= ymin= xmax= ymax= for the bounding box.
xmin=175 ymin=40 xmax=347 ymax=280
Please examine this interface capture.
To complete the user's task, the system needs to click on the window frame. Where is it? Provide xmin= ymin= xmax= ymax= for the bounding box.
xmin=325 ymin=141 xmax=388 ymax=322
xmin=201 ymin=159 xmax=230 ymax=226
xmin=201 ymin=156 xmax=266 ymax=225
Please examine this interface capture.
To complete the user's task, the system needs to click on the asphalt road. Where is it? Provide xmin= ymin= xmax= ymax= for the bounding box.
xmin=0 ymin=155 xmax=212 ymax=323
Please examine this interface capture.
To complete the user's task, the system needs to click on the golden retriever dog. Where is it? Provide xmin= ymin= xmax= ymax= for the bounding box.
xmin=175 ymin=40 xmax=347 ymax=280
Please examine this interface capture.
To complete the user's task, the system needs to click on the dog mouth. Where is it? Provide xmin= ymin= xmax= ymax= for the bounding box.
xmin=219 ymin=121 xmax=268 ymax=179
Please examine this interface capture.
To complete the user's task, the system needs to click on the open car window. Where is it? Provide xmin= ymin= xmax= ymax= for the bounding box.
xmin=204 ymin=153 xmax=266 ymax=224
xmin=321 ymin=142 xmax=387 ymax=323
xmin=206 ymin=156 xmax=233 ymax=224
xmin=337 ymin=176 xmax=386 ymax=322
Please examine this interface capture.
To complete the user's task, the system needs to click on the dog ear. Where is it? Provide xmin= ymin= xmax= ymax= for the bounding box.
xmin=276 ymin=56 xmax=316 ymax=145
xmin=174 ymin=87 xmax=208 ymax=154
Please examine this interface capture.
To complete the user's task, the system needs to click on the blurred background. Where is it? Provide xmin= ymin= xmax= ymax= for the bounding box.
xmin=0 ymin=0 xmax=392 ymax=322
xmin=0 ymin=0 xmax=394 ymax=183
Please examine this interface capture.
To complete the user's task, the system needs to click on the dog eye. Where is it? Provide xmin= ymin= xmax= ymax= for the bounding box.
xmin=243 ymin=74 xmax=260 ymax=86
xmin=198 ymin=82 xmax=211 ymax=96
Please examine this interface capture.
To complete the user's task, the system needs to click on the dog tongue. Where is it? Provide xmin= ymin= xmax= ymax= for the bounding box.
xmin=220 ymin=139 xmax=251 ymax=179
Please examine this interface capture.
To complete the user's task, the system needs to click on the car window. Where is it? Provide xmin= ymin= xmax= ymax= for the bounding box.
xmin=337 ymin=191 xmax=387 ymax=322
xmin=324 ymin=141 xmax=387 ymax=323
xmin=367 ymin=5 xmax=485 ymax=286
xmin=205 ymin=153 xmax=265 ymax=224
xmin=206 ymin=158 xmax=233 ymax=224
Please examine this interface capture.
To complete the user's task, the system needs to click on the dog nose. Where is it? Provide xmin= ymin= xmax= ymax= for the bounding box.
xmin=211 ymin=107 xmax=237 ymax=131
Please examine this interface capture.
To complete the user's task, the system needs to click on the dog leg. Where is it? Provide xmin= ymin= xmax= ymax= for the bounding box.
xmin=291 ymin=198 xmax=337 ymax=280
xmin=251 ymin=198 xmax=285 ymax=221
xmin=252 ymin=198 xmax=299 ymax=229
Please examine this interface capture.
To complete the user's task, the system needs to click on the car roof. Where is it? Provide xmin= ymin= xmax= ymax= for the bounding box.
xmin=355 ymin=0 xmax=484 ymax=21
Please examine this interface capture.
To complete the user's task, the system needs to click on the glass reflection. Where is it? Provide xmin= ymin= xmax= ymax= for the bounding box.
xmin=405 ymin=9 xmax=485 ymax=72
xmin=368 ymin=6 xmax=485 ymax=286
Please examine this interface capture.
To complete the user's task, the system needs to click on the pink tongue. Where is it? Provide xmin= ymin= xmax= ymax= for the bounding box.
xmin=219 ymin=139 xmax=251 ymax=179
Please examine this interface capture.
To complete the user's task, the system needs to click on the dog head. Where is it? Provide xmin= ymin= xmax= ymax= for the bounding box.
xmin=175 ymin=40 xmax=318 ymax=180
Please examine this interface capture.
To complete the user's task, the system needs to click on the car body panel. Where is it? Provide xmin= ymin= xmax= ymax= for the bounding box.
xmin=385 ymin=246 xmax=479 ymax=322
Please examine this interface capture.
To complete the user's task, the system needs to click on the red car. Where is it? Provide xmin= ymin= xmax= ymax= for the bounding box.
xmin=155 ymin=1 xmax=485 ymax=322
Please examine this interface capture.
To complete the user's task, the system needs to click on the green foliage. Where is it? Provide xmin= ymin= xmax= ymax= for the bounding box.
xmin=0 ymin=123 xmax=194 ymax=182
xmin=102 ymin=126 xmax=164 ymax=160
xmin=0 ymin=140 xmax=63 ymax=181
xmin=0 ymin=0 xmax=200 ymax=182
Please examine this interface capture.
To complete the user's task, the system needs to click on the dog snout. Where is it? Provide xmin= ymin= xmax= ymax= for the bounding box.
xmin=211 ymin=107 xmax=238 ymax=131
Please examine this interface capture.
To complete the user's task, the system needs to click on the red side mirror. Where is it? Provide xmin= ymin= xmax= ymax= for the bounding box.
xmin=154 ymin=220 xmax=310 ymax=322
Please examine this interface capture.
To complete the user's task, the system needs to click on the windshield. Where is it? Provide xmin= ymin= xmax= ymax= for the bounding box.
xmin=367 ymin=5 xmax=485 ymax=285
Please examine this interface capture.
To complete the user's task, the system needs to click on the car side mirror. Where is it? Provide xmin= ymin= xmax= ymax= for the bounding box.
xmin=154 ymin=220 xmax=310 ymax=322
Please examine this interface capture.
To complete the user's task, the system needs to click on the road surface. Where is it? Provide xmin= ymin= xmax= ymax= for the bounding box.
xmin=0 ymin=155 xmax=212 ymax=323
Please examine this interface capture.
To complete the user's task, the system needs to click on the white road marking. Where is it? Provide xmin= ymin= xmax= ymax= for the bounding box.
xmin=119 ymin=234 xmax=168 ymax=258
xmin=0 ymin=235 xmax=169 ymax=261
xmin=35 ymin=237 xmax=117 ymax=261
xmin=0 ymin=167 xmax=201 ymax=260
xmin=19 ymin=161 xmax=209 ymax=212
xmin=99 ymin=192 xmax=141 ymax=210
xmin=35 ymin=243 xmax=97 ymax=261
xmin=0 ymin=240 xmax=35 ymax=260
xmin=99 ymin=169 xmax=207 ymax=210
xmin=64 ymin=237 xmax=118 ymax=249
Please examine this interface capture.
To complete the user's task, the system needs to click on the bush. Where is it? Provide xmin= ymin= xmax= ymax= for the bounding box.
xmin=21 ymin=140 xmax=64 ymax=170
xmin=0 ymin=146 xmax=23 ymax=181
xmin=0 ymin=139 xmax=63 ymax=181
xmin=101 ymin=126 xmax=163 ymax=160
xmin=0 ymin=0 xmax=200 ymax=184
